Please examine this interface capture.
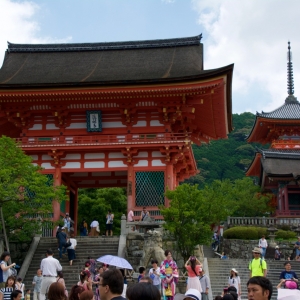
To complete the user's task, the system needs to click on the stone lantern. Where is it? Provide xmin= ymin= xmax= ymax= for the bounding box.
xmin=267 ymin=226 xmax=278 ymax=247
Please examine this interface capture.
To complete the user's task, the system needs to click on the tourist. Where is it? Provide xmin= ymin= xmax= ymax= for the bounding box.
xmin=138 ymin=267 xmax=146 ymax=282
xmin=77 ymin=270 xmax=92 ymax=291
xmin=87 ymin=257 xmax=97 ymax=280
xmin=227 ymin=286 xmax=238 ymax=300
xmin=47 ymin=282 xmax=66 ymax=300
xmin=127 ymin=283 xmax=160 ymax=300
xmin=212 ymin=231 xmax=219 ymax=251
xmin=39 ymin=249 xmax=62 ymax=300
xmin=10 ymin=290 xmax=22 ymax=300
xmin=99 ymin=269 xmax=126 ymax=300
xmin=184 ymin=256 xmax=202 ymax=293
xmin=24 ymin=289 xmax=30 ymax=300
xmin=63 ymin=213 xmax=71 ymax=235
xmin=80 ymin=220 xmax=88 ymax=236
xmin=90 ymin=220 xmax=99 ymax=236
xmin=127 ymin=210 xmax=134 ymax=222
xmin=56 ymin=271 xmax=68 ymax=298
xmin=294 ymin=236 xmax=300 ymax=260
xmin=247 ymin=276 xmax=272 ymax=300
xmin=174 ymin=288 xmax=201 ymax=300
xmin=94 ymin=267 xmax=104 ymax=300
xmin=149 ymin=259 xmax=161 ymax=293
xmin=15 ymin=278 xmax=24 ymax=300
xmin=102 ymin=264 xmax=109 ymax=272
xmin=199 ymin=269 xmax=210 ymax=300
xmin=32 ymin=269 xmax=42 ymax=300
xmin=258 ymin=235 xmax=268 ymax=259
xmin=140 ymin=207 xmax=150 ymax=221
xmin=119 ymin=269 xmax=128 ymax=298
xmin=56 ymin=227 xmax=67 ymax=260
xmin=228 ymin=269 xmax=241 ymax=300
xmin=274 ymin=246 xmax=281 ymax=260
xmin=79 ymin=290 xmax=94 ymax=300
xmin=69 ymin=285 xmax=85 ymax=300
xmin=278 ymin=262 xmax=298 ymax=288
xmin=249 ymin=247 xmax=267 ymax=277
xmin=160 ymin=249 xmax=179 ymax=300
xmin=106 ymin=210 xmax=114 ymax=236
xmin=0 ymin=276 xmax=16 ymax=300
xmin=0 ymin=252 xmax=16 ymax=288
xmin=66 ymin=233 xmax=77 ymax=266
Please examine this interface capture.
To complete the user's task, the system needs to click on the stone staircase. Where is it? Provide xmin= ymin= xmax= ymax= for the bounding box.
xmin=207 ymin=258 xmax=300 ymax=300
xmin=22 ymin=236 xmax=119 ymax=291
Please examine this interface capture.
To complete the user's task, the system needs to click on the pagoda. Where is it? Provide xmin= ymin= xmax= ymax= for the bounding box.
xmin=0 ymin=35 xmax=233 ymax=233
xmin=247 ymin=42 xmax=300 ymax=217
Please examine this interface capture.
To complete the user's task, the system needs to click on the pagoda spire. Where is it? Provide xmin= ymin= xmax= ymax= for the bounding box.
xmin=285 ymin=41 xmax=298 ymax=104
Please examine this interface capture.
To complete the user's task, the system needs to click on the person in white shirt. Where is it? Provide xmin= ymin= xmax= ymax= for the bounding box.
xmin=66 ymin=235 xmax=77 ymax=266
xmin=106 ymin=211 xmax=114 ymax=237
xmin=148 ymin=259 xmax=161 ymax=293
xmin=39 ymin=249 xmax=62 ymax=300
xmin=90 ymin=220 xmax=99 ymax=236
xmin=258 ymin=235 xmax=268 ymax=259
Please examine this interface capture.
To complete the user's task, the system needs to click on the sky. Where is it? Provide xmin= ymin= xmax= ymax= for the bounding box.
xmin=0 ymin=0 xmax=300 ymax=114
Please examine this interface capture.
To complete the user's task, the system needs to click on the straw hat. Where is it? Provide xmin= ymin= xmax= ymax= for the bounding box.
xmin=231 ymin=268 xmax=238 ymax=274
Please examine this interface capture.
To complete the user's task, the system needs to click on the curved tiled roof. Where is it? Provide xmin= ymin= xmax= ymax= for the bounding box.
xmin=257 ymin=99 xmax=300 ymax=119
xmin=257 ymin=148 xmax=300 ymax=159
xmin=0 ymin=35 xmax=229 ymax=88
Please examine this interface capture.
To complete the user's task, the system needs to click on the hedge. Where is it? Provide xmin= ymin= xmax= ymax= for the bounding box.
xmin=223 ymin=226 xmax=296 ymax=240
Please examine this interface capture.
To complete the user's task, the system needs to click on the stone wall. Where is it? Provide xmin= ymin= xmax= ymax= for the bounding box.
xmin=221 ymin=239 xmax=295 ymax=259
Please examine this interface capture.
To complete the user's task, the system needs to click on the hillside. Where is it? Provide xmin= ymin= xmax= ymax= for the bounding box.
xmin=185 ymin=112 xmax=266 ymax=187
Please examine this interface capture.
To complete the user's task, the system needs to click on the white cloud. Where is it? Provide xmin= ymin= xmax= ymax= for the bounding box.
xmin=192 ymin=0 xmax=300 ymax=113
xmin=0 ymin=0 xmax=71 ymax=66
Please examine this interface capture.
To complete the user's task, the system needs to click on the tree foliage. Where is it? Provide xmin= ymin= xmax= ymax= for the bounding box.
xmin=160 ymin=184 xmax=213 ymax=261
xmin=0 ymin=136 xmax=67 ymax=242
xmin=78 ymin=187 xmax=127 ymax=235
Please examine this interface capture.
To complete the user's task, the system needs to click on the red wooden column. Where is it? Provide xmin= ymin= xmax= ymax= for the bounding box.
xmin=53 ymin=166 xmax=62 ymax=235
xmin=284 ymin=186 xmax=289 ymax=213
xmin=127 ymin=165 xmax=136 ymax=217
xmin=165 ymin=164 xmax=174 ymax=207
xmin=73 ymin=187 xmax=78 ymax=236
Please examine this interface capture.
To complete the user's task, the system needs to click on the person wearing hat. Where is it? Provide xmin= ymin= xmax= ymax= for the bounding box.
xmin=249 ymin=247 xmax=267 ymax=277
xmin=228 ymin=269 xmax=241 ymax=300
xmin=274 ymin=245 xmax=281 ymax=260
xmin=174 ymin=288 xmax=201 ymax=300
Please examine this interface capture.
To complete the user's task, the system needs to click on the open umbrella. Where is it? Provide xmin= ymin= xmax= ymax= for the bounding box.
xmin=97 ymin=255 xmax=133 ymax=270
xmin=277 ymin=289 xmax=300 ymax=300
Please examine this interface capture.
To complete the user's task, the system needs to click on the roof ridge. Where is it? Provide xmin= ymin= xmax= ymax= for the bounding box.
xmin=7 ymin=34 xmax=203 ymax=53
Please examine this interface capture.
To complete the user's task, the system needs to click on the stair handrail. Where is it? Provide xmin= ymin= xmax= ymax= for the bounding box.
xmin=18 ymin=236 xmax=41 ymax=279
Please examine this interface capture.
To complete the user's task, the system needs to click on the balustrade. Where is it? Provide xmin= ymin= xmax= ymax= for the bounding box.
xmin=227 ymin=216 xmax=300 ymax=227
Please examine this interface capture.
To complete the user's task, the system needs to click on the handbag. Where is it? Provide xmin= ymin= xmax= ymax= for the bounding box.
xmin=165 ymin=285 xmax=172 ymax=296
xmin=65 ymin=240 xmax=72 ymax=248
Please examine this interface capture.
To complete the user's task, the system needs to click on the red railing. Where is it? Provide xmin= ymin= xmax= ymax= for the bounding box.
xmin=16 ymin=133 xmax=191 ymax=148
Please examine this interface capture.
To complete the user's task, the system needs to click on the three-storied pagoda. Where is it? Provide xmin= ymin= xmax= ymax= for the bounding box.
xmin=0 ymin=35 xmax=233 ymax=232
xmin=247 ymin=42 xmax=300 ymax=217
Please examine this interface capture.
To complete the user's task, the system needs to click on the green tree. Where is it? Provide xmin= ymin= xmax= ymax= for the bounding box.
xmin=231 ymin=177 xmax=274 ymax=217
xmin=0 ymin=136 xmax=67 ymax=243
xmin=78 ymin=187 xmax=127 ymax=235
xmin=160 ymin=184 xmax=212 ymax=261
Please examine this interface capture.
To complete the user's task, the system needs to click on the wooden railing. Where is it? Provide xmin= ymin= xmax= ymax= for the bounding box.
xmin=16 ymin=133 xmax=191 ymax=148
xmin=227 ymin=216 xmax=300 ymax=227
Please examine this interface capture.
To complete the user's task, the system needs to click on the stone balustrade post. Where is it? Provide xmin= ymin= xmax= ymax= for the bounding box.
xmin=121 ymin=214 xmax=127 ymax=235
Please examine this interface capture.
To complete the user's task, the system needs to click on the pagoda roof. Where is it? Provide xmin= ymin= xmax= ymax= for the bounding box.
xmin=247 ymin=99 xmax=300 ymax=143
xmin=0 ymin=34 xmax=234 ymax=88
xmin=246 ymin=148 xmax=300 ymax=179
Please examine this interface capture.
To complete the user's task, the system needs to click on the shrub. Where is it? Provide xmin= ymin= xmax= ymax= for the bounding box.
xmin=275 ymin=230 xmax=296 ymax=240
xmin=223 ymin=227 xmax=268 ymax=240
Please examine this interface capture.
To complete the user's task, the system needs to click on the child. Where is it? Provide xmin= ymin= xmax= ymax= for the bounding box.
xmin=15 ymin=277 xmax=25 ymax=300
xmin=137 ymin=266 xmax=145 ymax=282
xmin=25 ymin=289 xmax=31 ymax=300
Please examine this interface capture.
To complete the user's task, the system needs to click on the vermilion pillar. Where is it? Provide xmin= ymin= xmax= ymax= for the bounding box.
xmin=73 ymin=187 xmax=78 ymax=236
xmin=53 ymin=166 xmax=62 ymax=233
xmin=127 ymin=165 xmax=135 ymax=218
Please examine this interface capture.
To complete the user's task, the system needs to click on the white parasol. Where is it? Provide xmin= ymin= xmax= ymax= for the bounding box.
xmin=96 ymin=255 xmax=133 ymax=270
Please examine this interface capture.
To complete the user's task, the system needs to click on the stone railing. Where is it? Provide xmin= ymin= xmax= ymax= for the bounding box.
xmin=227 ymin=216 xmax=300 ymax=227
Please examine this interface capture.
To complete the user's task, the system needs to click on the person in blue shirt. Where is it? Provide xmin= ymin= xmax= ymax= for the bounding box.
xmin=279 ymin=262 xmax=298 ymax=288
